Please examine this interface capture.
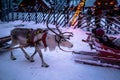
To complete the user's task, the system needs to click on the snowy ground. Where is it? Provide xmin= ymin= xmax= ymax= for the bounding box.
xmin=0 ymin=21 xmax=120 ymax=80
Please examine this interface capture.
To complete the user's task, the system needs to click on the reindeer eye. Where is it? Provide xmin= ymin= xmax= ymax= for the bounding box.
xmin=61 ymin=39 xmax=66 ymax=42
xmin=67 ymin=37 xmax=70 ymax=40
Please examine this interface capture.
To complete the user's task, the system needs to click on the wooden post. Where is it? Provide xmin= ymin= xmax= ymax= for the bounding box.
xmin=0 ymin=0 xmax=2 ymax=21
xmin=66 ymin=0 xmax=70 ymax=26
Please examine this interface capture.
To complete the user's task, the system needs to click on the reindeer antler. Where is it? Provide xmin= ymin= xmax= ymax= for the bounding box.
xmin=46 ymin=11 xmax=60 ymax=36
xmin=46 ymin=10 xmax=73 ymax=39
xmin=62 ymin=32 xmax=73 ymax=37
xmin=55 ymin=24 xmax=73 ymax=38
xmin=55 ymin=24 xmax=62 ymax=34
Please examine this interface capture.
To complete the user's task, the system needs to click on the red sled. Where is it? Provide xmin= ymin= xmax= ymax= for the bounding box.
xmin=73 ymin=33 xmax=120 ymax=69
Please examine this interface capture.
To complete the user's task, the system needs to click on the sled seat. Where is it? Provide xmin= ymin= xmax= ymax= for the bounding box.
xmin=82 ymin=33 xmax=120 ymax=58
xmin=0 ymin=35 xmax=11 ymax=44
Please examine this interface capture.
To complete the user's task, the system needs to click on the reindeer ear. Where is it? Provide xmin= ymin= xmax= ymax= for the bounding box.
xmin=62 ymin=32 xmax=73 ymax=39
xmin=64 ymin=35 xmax=72 ymax=40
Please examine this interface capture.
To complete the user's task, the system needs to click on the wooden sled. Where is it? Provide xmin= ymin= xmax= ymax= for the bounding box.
xmin=0 ymin=36 xmax=11 ymax=52
xmin=73 ymin=33 xmax=120 ymax=69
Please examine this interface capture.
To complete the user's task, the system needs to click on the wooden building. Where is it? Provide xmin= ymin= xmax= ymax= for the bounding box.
xmin=94 ymin=0 xmax=118 ymax=9
xmin=17 ymin=0 xmax=50 ymax=12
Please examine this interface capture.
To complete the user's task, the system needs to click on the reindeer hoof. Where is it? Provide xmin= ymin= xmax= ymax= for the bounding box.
xmin=11 ymin=57 xmax=16 ymax=60
xmin=41 ymin=65 xmax=49 ymax=68
xmin=26 ymin=57 xmax=30 ymax=60
xmin=30 ymin=59 xmax=35 ymax=62
xmin=25 ymin=55 xmax=30 ymax=60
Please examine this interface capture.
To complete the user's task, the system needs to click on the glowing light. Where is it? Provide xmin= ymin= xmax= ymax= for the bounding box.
xmin=110 ymin=2 xmax=113 ymax=5
xmin=70 ymin=0 xmax=86 ymax=27
xmin=97 ymin=2 xmax=101 ymax=5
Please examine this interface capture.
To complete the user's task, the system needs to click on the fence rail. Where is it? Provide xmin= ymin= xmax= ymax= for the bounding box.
xmin=0 ymin=0 xmax=120 ymax=34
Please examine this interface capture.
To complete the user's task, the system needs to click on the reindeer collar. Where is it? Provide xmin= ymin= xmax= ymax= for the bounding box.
xmin=27 ymin=29 xmax=47 ymax=47
xmin=42 ymin=33 xmax=47 ymax=48
xmin=35 ymin=32 xmax=47 ymax=48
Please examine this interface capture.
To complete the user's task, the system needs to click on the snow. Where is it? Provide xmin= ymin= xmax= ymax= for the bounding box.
xmin=0 ymin=21 xmax=120 ymax=80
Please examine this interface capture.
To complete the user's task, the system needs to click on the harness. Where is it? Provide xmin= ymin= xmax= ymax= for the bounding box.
xmin=27 ymin=29 xmax=47 ymax=48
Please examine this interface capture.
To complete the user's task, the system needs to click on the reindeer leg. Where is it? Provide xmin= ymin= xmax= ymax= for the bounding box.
xmin=20 ymin=47 xmax=31 ymax=61
xmin=36 ymin=46 xmax=49 ymax=67
xmin=10 ymin=40 xmax=17 ymax=60
xmin=10 ymin=51 xmax=16 ymax=60
xmin=30 ymin=48 xmax=37 ymax=62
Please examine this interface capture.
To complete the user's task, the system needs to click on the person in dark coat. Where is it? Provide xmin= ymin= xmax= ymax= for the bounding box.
xmin=94 ymin=7 xmax=102 ymax=26
xmin=91 ymin=25 xmax=114 ymax=48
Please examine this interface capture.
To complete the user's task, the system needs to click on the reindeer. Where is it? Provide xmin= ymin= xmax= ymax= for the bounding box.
xmin=9 ymin=15 xmax=73 ymax=68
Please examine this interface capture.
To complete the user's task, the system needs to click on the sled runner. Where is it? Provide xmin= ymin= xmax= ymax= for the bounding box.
xmin=73 ymin=33 xmax=120 ymax=69
xmin=0 ymin=36 xmax=11 ymax=52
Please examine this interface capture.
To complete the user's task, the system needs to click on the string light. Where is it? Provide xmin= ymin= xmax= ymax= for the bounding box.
xmin=110 ymin=2 xmax=113 ymax=5
xmin=70 ymin=0 xmax=86 ymax=26
xmin=97 ymin=2 xmax=101 ymax=5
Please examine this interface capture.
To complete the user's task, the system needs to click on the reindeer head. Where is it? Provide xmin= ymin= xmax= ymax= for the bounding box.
xmin=54 ymin=32 xmax=73 ymax=48
xmin=46 ymin=13 xmax=73 ymax=49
